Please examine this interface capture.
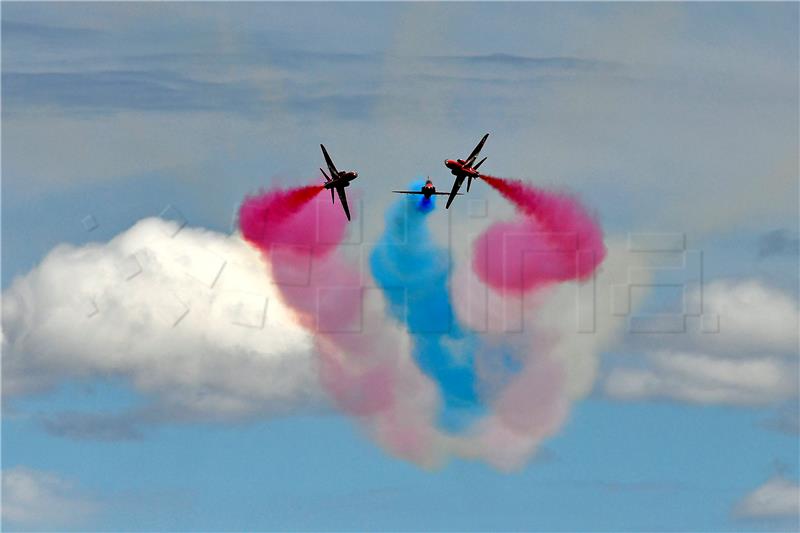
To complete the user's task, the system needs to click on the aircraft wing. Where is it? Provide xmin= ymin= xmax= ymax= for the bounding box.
xmin=445 ymin=175 xmax=465 ymax=209
xmin=431 ymin=191 xmax=461 ymax=196
xmin=320 ymin=144 xmax=339 ymax=179
xmin=392 ymin=190 xmax=427 ymax=195
xmin=336 ymin=185 xmax=351 ymax=221
xmin=464 ymin=133 xmax=489 ymax=166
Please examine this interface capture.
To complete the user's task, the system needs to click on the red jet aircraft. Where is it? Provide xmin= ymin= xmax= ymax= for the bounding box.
xmin=444 ymin=133 xmax=489 ymax=209
xmin=392 ymin=178 xmax=461 ymax=200
xmin=320 ymin=144 xmax=357 ymax=221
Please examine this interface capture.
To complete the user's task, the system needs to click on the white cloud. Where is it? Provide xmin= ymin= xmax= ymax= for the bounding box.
xmin=2 ymin=218 xmax=322 ymax=426
xmin=605 ymin=279 xmax=799 ymax=406
xmin=690 ymin=280 xmax=799 ymax=357
xmin=605 ymin=351 xmax=798 ymax=406
xmin=736 ymin=475 xmax=800 ymax=520
xmin=2 ymin=467 xmax=98 ymax=528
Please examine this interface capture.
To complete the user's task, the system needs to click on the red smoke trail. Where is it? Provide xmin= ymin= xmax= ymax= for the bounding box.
xmin=238 ymin=183 xmax=358 ymax=330
xmin=474 ymin=175 xmax=606 ymax=294
xmin=239 ymin=184 xmax=333 ymax=256
xmin=239 ymin=185 xmax=382 ymax=400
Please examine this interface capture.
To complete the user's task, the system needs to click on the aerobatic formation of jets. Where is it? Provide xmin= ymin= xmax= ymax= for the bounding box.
xmin=320 ymin=134 xmax=490 ymax=220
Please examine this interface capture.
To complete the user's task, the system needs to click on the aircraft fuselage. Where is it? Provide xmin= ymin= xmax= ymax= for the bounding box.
xmin=421 ymin=183 xmax=436 ymax=199
xmin=445 ymin=159 xmax=480 ymax=177
xmin=323 ymin=172 xmax=357 ymax=189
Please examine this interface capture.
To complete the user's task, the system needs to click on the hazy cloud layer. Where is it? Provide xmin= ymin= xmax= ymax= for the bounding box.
xmin=3 ymin=4 xmax=796 ymax=238
xmin=758 ymin=229 xmax=800 ymax=259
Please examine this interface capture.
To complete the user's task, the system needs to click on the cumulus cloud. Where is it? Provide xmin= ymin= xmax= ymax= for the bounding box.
xmin=605 ymin=280 xmax=799 ymax=406
xmin=605 ymin=351 xmax=798 ymax=406
xmin=736 ymin=475 xmax=800 ymax=521
xmin=2 ymin=211 xmax=651 ymax=469
xmin=2 ymin=467 xmax=98 ymax=529
xmin=622 ymin=279 xmax=799 ymax=358
xmin=692 ymin=280 xmax=799 ymax=357
xmin=2 ymin=218 xmax=323 ymax=430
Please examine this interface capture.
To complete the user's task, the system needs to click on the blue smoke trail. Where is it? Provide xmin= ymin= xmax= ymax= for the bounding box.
xmin=370 ymin=180 xmax=484 ymax=431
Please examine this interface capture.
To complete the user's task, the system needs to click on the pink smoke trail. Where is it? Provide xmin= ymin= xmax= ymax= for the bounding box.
xmin=239 ymin=185 xmax=440 ymax=462
xmin=458 ymin=175 xmax=606 ymax=468
xmin=238 ymin=184 xmax=336 ymax=257
xmin=238 ymin=180 xmax=607 ymax=470
xmin=473 ymin=175 xmax=606 ymax=294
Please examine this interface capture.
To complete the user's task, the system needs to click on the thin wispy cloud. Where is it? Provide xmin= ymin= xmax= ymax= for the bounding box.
xmin=2 ymin=467 xmax=99 ymax=530
xmin=1 ymin=19 xmax=102 ymax=45
xmin=736 ymin=475 xmax=800 ymax=522
xmin=3 ymin=70 xmax=266 ymax=116
xmin=605 ymin=280 xmax=800 ymax=406
xmin=39 ymin=410 xmax=148 ymax=441
xmin=758 ymin=229 xmax=800 ymax=259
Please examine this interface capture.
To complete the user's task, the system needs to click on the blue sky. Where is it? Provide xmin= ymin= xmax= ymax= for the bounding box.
xmin=2 ymin=3 xmax=798 ymax=531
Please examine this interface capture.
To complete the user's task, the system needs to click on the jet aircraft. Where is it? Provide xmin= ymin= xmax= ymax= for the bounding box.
xmin=320 ymin=144 xmax=358 ymax=221
xmin=444 ymin=133 xmax=489 ymax=209
xmin=392 ymin=178 xmax=461 ymax=200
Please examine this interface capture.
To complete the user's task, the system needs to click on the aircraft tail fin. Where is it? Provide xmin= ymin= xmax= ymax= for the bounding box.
xmin=320 ymin=168 xmax=332 ymax=182
xmin=331 ymin=188 xmax=335 ymax=204
xmin=473 ymin=157 xmax=486 ymax=170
